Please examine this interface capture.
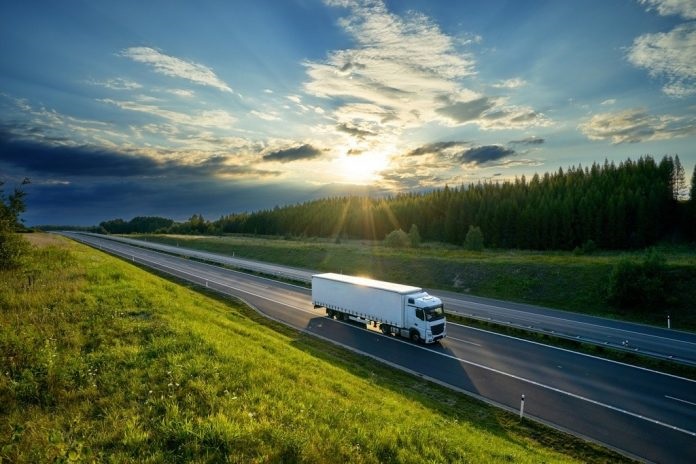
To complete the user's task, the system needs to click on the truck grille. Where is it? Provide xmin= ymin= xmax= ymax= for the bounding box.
xmin=431 ymin=323 xmax=445 ymax=335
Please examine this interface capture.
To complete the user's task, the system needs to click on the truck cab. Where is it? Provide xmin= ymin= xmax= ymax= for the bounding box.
xmin=405 ymin=292 xmax=446 ymax=343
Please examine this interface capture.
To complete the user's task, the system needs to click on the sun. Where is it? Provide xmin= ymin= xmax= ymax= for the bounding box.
xmin=338 ymin=150 xmax=391 ymax=184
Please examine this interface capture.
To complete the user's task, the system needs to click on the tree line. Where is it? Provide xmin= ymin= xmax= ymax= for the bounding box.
xmin=98 ymin=155 xmax=695 ymax=250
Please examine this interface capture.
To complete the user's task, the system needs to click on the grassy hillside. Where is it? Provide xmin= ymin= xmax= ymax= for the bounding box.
xmin=136 ymin=234 xmax=696 ymax=331
xmin=0 ymin=234 xmax=629 ymax=463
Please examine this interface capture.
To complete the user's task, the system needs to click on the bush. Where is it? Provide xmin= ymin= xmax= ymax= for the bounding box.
xmin=607 ymin=250 xmax=667 ymax=310
xmin=573 ymin=239 xmax=597 ymax=256
xmin=384 ymin=229 xmax=411 ymax=248
xmin=0 ymin=229 xmax=29 ymax=270
xmin=464 ymin=226 xmax=484 ymax=251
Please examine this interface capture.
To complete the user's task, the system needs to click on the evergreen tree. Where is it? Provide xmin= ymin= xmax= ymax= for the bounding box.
xmin=674 ymin=155 xmax=687 ymax=201
xmin=408 ymin=224 xmax=421 ymax=247
xmin=464 ymin=225 xmax=484 ymax=251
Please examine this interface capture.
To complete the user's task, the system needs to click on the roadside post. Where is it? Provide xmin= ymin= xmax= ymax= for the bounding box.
xmin=520 ymin=394 xmax=525 ymax=419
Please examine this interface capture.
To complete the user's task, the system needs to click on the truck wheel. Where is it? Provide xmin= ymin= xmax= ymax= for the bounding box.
xmin=410 ymin=330 xmax=420 ymax=343
xmin=380 ymin=324 xmax=390 ymax=335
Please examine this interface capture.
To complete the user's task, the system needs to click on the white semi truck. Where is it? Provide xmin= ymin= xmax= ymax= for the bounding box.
xmin=312 ymin=273 xmax=446 ymax=344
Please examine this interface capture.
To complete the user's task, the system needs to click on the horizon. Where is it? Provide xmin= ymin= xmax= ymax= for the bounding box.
xmin=1 ymin=0 xmax=695 ymax=225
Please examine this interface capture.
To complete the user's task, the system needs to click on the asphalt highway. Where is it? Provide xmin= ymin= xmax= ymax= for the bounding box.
xmin=61 ymin=232 xmax=696 ymax=463
xmin=81 ymin=232 xmax=696 ymax=366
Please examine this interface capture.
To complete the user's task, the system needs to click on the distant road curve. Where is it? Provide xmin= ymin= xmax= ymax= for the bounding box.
xmin=77 ymin=232 xmax=696 ymax=366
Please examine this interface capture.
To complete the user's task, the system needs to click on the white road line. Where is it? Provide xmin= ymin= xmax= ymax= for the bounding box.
xmin=326 ymin=319 xmax=696 ymax=437
xmin=448 ymin=321 xmax=696 ymax=383
xmin=446 ymin=336 xmax=482 ymax=347
xmin=665 ymin=395 xmax=696 ymax=407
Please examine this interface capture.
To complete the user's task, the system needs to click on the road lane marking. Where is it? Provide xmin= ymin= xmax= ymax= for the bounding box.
xmin=70 ymin=234 xmax=696 ymax=438
xmin=446 ymin=336 xmax=482 ymax=347
xmin=665 ymin=395 xmax=696 ymax=407
xmin=447 ymin=321 xmax=696 ymax=383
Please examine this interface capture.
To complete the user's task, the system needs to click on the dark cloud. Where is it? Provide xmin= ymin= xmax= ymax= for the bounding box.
xmin=0 ymin=134 xmax=160 ymax=176
xmin=336 ymin=123 xmax=375 ymax=138
xmin=460 ymin=145 xmax=516 ymax=165
xmin=407 ymin=141 xmax=468 ymax=156
xmin=262 ymin=144 xmax=323 ymax=163
xmin=435 ymin=97 xmax=495 ymax=123
xmin=0 ymin=134 xmax=277 ymax=179
xmin=509 ymin=137 xmax=545 ymax=145
xmin=339 ymin=61 xmax=366 ymax=73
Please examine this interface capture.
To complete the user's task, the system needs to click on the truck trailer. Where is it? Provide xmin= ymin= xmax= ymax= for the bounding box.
xmin=311 ymin=273 xmax=446 ymax=343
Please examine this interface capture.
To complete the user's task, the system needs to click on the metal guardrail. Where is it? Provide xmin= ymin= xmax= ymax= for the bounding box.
xmin=75 ymin=232 xmax=313 ymax=283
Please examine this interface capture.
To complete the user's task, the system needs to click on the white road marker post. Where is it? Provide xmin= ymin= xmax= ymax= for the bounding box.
xmin=668 ymin=315 xmax=671 ymax=329
xmin=520 ymin=394 xmax=525 ymax=419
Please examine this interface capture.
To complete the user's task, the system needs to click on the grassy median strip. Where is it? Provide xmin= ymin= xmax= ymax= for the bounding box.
xmin=0 ymin=234 xmax=631 ymax=463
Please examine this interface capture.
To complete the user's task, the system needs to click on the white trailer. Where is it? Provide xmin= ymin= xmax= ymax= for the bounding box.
xmin=312 ymin=273 xmax=446 ymax=343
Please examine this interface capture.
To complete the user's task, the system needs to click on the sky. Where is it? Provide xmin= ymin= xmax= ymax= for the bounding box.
xmin=1 ymin=0 xmax=695 ymax=226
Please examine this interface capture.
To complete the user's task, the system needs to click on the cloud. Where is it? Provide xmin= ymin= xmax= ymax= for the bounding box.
xmin=250 ymin=110 xmax=280 ymax=121
xmin=509 ymin=137 xmax=545 ymax=145
xmin=459 ymin=145 xmax=517 ymax=165
xmin=336 ymin=123 xmax=376 ymax=138
xmin=436 ymin=97 xmax=496 ymax=123
xmin=492 ymin=78 xmax=527 ymax=89
xmin=304 ymin=0 xmax=474 ymax=129
xmin=0 ymin=135 xmax=159 ymax=177
xmin=304 ymin=1 xmax=548 ymax=136
xmin=167 ymin=89 xmax=195 ymax=98
xmin=601 ymin=98 xmax=616 ymax=106
xmin=578 ymin=107 xmax=696 ymax=143
xmin=639 ymin=0 xmax=696 ymax=19
xmin=121 ymin=47 xmax=232 ymax=93
xmin=262 ymin=144 xmax=324 ymax=163
xmin=100 ymin=98 xmax=236 ymax=129
xmin=628 ymin=21 xmax=696 ymax=97
xmin=0 ymin=133 xmax=279 ymax=180
xmin=89 ymin=77 xmax=142 ymax=91
xmin=407 ymin=141 xmax=468 ymax=157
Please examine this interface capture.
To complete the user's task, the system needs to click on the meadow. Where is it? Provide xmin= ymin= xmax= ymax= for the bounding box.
xmin=135 ymin=234 xmax=696 ymax=331
xmin=0 ymin=234 xmax=629 ymax=462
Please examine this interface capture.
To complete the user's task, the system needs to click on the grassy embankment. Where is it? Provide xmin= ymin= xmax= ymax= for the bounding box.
xmin=0 ymin=234 xmax=629 ymax=463
xmin=136 ymin=234 xmax=696 ymax=331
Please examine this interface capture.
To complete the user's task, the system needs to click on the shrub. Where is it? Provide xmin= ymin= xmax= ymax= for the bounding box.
xmin=464 ymin=226 xmax=484 ymax=251
xmin=607 ymin=250 xmax=667 ymax=310
xmin=0 ymin=229 xmax=29 ymax=270
xmin=384 ymin=229 xmax=411 ymax=248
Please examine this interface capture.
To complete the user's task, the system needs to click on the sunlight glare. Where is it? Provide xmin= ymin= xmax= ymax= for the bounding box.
xmin=338 ymin=150 xmax=390 ymax=184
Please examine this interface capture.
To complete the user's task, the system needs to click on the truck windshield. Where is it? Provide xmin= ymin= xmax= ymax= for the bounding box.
xmin=424 ymin=305 xmax=445 ymax=321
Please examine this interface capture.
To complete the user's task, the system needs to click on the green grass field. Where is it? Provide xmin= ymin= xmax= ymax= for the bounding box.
xmin=135 ymin=234 xmax=696 ymax=331
xmin=0 ymin=234 xmax=630 ymax=463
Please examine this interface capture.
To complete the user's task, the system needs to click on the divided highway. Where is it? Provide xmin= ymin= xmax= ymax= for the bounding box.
xmin=62 ymin=232 xmax=696 ymax=463
xmin=80 ymin=232 xmax=696 ymax=366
